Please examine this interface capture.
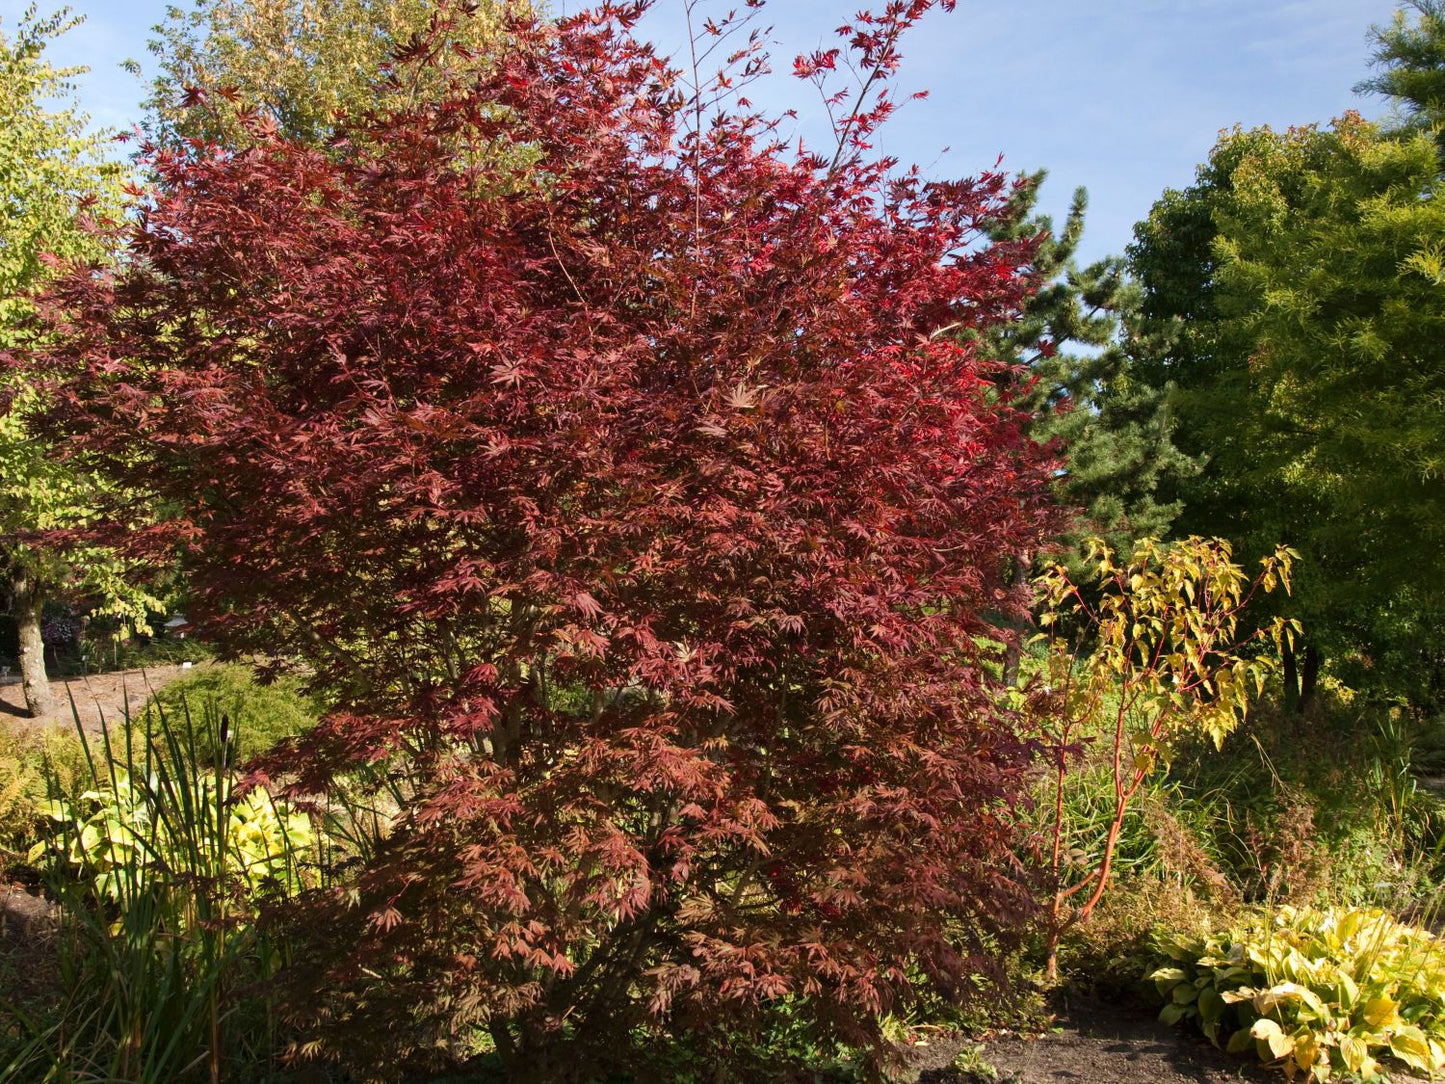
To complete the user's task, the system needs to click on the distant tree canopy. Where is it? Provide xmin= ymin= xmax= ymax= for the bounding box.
xmin=142 ymin=0 xmax=526 ymax=147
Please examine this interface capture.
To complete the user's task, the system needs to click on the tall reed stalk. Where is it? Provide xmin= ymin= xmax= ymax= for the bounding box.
xmin=0 ymin=691 xmax=309 ymax=1082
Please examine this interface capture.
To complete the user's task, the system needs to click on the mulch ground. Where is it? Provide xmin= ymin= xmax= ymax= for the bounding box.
xmin=901 ymin=991 xmax=1341 ymax=1084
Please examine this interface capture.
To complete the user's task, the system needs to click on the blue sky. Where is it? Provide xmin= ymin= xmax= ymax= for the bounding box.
xmin=0 ymin=0 xmax=1406 ymax=264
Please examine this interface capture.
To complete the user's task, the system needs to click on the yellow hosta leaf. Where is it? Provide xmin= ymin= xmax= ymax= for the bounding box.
xmin=1389 ymin=1025 xmax=1434 ymax=1071
xmin=1251 ymin=1017 xmax=1286 ymax=1045
xmin=1334 ymin=970 xmax=1359 ymax=1009
xmin=1260 ymin=1030 xmax=1295 ymax=1060
xmin=1337 ymin=910 xmax=1364 ymax=941
xmin=1291 ymin=1031 xmax=1320 ymax=1070
xmin=1253 ymin=982 xmax=1314 ymax=1016
xmin=1340 ymin=1034 xmax=1368 ymax=1073
xmin=1361 ymin=995 xmax=1397 ymax=1028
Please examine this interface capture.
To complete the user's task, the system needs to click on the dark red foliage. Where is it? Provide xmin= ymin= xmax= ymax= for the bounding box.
xmin=37 ymin=1 xmax=1053 ymax=1077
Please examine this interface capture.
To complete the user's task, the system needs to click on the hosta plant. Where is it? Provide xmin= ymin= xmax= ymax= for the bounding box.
xmin=31 ymin=767 xmax=313 ymax=903
xmin=1148 ymin=906 xmax=1445 ymax=1080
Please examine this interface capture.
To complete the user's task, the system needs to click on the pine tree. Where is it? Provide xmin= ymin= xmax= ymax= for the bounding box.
xmin=1357 ymin=0 xmax=1445 ymax=137
xmin=981 ymin=172 xmax=1196 ymax=561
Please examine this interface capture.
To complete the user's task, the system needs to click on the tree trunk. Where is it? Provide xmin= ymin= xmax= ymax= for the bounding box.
xmin=1298 ymin=645 xmax=1321 ymax=715
xmin=11 ymin=567 xmax=53 ymax=719
xmin=1281 ymin=638 xmax=1299 ymax=714
xmin=1002 ymin=552 xmax=1033 ymax=687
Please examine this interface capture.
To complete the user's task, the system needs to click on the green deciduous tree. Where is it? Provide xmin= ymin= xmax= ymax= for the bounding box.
xmin=1130 ymin=113 xmax=1445 ymax=709
xmin=0 ymin=5 xmax=159 ymax=717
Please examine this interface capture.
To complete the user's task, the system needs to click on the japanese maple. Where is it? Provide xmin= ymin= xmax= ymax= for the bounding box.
xmin=36 ymin=0 xmax=1054 ymax=1077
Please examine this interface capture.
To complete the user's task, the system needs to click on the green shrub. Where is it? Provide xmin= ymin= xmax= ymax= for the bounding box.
xmin=1147 ymin=905 xmax=1445 ymax=1080
xmin=140 ymin=662 xmax=322 ymax=762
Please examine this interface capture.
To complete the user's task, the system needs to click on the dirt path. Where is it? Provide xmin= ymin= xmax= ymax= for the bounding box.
xmin=0 ymin=666 xmax=189 ymax=734
xmin=903 ymin=993 xmax=1309 ymax=1084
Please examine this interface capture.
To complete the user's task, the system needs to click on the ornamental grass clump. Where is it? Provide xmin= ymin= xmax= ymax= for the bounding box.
xmin=1149 ymin=906 xmax=1445 ymax=1080
xmin=4 ymin=700 xmax=317 ymax=1083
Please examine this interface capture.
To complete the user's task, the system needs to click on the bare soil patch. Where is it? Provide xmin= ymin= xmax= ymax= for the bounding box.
xmin=0 ymin=666 xmax=189 ymax=734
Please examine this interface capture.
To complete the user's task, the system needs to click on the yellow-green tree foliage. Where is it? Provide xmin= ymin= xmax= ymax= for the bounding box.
xmin=0 ymin=5 xmax=124 ymax=327
xmin=1033 ymin=536 xmax=1294 ymax=974
xmin=1131 ymin=112 xmax=1445 ymax=707
xmin=0 ymin=6 xmax=161 ymax=717
xmin=143 ymin=0 xmax=527 ymax=147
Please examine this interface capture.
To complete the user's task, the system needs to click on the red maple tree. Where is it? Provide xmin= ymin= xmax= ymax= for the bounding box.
xmin=36 ymin=1 xmax=1054 ymax=1077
